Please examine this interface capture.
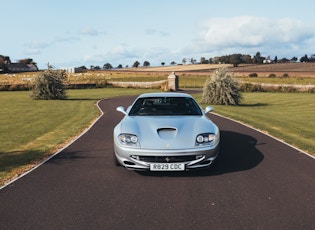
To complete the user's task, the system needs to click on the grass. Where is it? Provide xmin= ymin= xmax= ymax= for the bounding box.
xmin=0 ymin=88 xmax=158 ymax=186
xmin=195 ymin=92 xmax=315 ymax=155
xmin=238 ymin=76 xmax=315 ymax=85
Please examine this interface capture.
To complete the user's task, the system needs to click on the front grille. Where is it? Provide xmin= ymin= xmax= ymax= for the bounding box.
xmin=138 ymin=155 xmax=196 ymax=163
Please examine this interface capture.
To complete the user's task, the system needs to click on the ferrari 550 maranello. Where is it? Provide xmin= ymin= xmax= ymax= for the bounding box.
xmin=113 ymin=92 xmax=220 ymax=171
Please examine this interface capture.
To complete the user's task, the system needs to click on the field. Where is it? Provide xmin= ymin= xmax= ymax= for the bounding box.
xmin=122 ymin=62 xmax=315 ymax=75
xmin=1 ymin=62 xmax=315 ymax=87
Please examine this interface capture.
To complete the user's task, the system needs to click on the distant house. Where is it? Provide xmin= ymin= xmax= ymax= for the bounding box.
xmin=62 ymin=67 xmax=84 ymax=73
xmin=6 ymin=63 xmax=38 ymax=72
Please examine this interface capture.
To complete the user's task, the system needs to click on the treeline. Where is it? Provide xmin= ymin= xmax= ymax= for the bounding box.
xmin=2 ymin=52 xmax=315 ymax=72
xmin=196 ymin=52 xmax=315 ymax=67
xmin=92 ymin=52 xmax=315 ymax=70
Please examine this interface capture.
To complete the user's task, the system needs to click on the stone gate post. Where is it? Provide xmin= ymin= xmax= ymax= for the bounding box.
xmin=168 ymin=71 xmax=179 ymax=91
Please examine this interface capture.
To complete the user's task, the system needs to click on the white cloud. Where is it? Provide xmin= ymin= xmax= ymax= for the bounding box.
xmin=195 ymin=16 xmax=315 ymax=57
xmin=31 ymin=16 xmax=315 ymax=69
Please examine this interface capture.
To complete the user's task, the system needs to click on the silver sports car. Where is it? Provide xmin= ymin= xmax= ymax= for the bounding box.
xmin=113 ymin=92 xmax=220 ymax=171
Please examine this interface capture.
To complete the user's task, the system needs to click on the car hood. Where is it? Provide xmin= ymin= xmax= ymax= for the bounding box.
xmin=118 ymin=116 xmax=218 ymax=150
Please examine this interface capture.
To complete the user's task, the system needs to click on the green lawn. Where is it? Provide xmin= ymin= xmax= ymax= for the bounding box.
xmin=0 ymin=89 xmax=314 ymax=187
xmin=0 ymin=88 xmax=157 ymax=186
xmin=195 ymin=92 xmax=315 ymax=155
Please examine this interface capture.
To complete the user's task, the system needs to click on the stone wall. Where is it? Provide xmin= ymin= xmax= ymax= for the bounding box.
xmin=108 ymin=72 xmax=179 ymax=91
xmin=107 ymin=80 xmax=168 ymax=89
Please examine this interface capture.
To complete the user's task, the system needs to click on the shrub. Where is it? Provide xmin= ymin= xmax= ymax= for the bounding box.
xmin=31 ymin=70 xmax=67 ymax=100
xmin=269 ymin=73 xmax=276 ymax=78
xmin=202 ymin=67 xmax=242 ymax=105
xmin=249 ymin=73 xmax=258 ymax=78
xmin=282 ymin=73 xmax=289 ymax=78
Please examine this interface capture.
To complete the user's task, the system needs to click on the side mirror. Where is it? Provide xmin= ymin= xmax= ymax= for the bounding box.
xmin=204 ymin=106 xmax=213 ymax=114
xmin=116 ymin=106 xmax=127 ymax=115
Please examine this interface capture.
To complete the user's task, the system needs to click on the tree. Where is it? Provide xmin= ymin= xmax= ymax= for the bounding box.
xmin=200 ymin=57 xmax=208 ymax=64
xmin=143 ymin=61 xmax=150 ymax=67
xmin=170 ymin=61 xmax=176 ymax=65
xmin=211 ymin=57 xmax=220 ymax=64
xmin=218 ymin=55 xmax=229 ymax=64
xmin=31 ymin=69 xmax=67 ymax=100
xmin=161 ymin=62 xmax=165 ymax=66
xmin=0 ymin=55 xmax=11 ymax=73
xmin=132 ymin=61 xmax=140 ymax=68
xmin=279 ymin=57 xmax=289 ymax=63
xmin=0 ymin=55 xmax=11 ymax=64
xmin=243 ymin=54 xmax=252 ymax=64
xmin=300 ymin=54 xmax=309 ymax=62
xmin=103 ymin=63 xmax=113 ymax=70
xmin=0 ymin=57 xmax=7 ymax=72
xmin=19 ymin=58 xmax=36 ymax=65
xmin=182 ymin=58 xmax=187 ymax=65
xmin=310 ymin=54 xmax=315 ymax=62
xmin=253 ymin=52 xmax=262 ymax=64
xmin=201 ymin=67 xmax=242 ymax=105
xmin=229 ymin=54 xmax=242 ymax=67
xmin=117 ymin=64 xmax=123 ymax=69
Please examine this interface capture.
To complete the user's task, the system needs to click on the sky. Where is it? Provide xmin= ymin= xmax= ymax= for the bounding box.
xmin=2 ymin=0 xmax=315 ymax=69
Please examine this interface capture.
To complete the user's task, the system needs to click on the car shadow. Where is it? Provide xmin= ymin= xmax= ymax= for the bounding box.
xmin=136 ymin=130 xmax=264 ymax=177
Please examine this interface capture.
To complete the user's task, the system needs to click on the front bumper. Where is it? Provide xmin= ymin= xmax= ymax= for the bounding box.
xmin=114 ymin=143 xmax=220 ymax=171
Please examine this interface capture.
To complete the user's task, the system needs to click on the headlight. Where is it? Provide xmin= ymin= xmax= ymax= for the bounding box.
xmin=196 ymin=133 xmax=216 ymax=146
xmin=118 ymin=134 xmax=139 ymax=147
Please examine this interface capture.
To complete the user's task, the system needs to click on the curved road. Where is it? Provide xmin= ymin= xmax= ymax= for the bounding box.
xmin=1 ymin=95 xmax=314 ymax=230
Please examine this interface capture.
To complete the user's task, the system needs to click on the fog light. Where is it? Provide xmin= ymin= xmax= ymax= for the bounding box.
xmin=131 ymin=155 xmax=140 ymax=160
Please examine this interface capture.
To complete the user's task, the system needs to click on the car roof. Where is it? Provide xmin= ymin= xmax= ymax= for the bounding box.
xmin=137 ymin=92 xmax=193 ymax=98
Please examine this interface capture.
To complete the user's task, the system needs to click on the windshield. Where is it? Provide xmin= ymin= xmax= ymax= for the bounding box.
xmin=129 ymin=97 xmax=202 ymax=116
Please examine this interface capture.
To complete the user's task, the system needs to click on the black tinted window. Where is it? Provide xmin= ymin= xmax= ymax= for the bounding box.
xmin=129 ymin=97 xmax=202 ymax=116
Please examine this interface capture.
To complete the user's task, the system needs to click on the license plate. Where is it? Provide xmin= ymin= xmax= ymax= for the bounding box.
xmin=150 ymin=163 xmax=185 ymax=171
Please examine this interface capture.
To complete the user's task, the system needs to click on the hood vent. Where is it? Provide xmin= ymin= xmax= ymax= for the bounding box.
xmin=157 ymin=127 xmax=178 ymax=139
xmin=157 ymin=127 xmax=177 ymax=132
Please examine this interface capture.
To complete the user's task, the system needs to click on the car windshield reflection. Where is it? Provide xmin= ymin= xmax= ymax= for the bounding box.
xmin=129 ymin=97 xmax=202 ymax=116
